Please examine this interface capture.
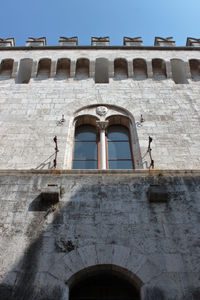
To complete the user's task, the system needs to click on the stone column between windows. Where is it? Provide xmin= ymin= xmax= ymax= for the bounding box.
xmin=96 ymin=120 xmax=109 ymax=170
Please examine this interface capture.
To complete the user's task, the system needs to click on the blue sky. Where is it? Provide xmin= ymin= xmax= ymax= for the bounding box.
xmin=1 ymin=0 xmax=200 ymax=46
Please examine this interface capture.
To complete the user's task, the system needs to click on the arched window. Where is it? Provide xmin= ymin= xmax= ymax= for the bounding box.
xmin=56 ymin=58 xmax=70 ymax=79
xmin=133 ymin=58 xmax=147 ymax=80
xmin=114 ymin=58 xmax=128 ymax=80
xmin=189 ymin=59 xmax=200 ymax=81
xmin=152 ymin=59 xmax=167 ymax=80
xmin=72 ymin=117 xmax=134 ymax=170
xmin=37 ymin=58 xmax=51 ymax=79
xmin=0 ymin=59 xmax=13 ymax=79
xmin=107 ymin=125 xmax=133 ymax=169
xmin=75 ymin=58 xmax=89 ymax=79
xmin=72 ymin=125 xmax=98 ymax=169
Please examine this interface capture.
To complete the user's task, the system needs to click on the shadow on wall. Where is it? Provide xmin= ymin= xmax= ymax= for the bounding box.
xmin=0 ymin=175 xmax=200 ymax=300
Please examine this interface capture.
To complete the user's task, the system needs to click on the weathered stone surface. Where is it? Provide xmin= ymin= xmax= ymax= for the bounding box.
xmin=0 ymin=44 xmax=200 ymax=299
xmin=0 ymin=171 xmax=199 ymax=299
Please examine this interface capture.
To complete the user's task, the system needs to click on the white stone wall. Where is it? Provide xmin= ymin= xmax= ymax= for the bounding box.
xmin=0 ymin=48 xmax=200 ymax=169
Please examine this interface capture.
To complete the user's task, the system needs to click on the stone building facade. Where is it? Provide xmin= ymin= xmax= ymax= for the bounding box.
xmin=0 ymin=36 xmax=200 ymax=300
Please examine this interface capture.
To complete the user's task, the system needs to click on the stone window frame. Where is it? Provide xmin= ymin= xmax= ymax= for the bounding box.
xmin=64 ymin=104 xmax=143 ymax=170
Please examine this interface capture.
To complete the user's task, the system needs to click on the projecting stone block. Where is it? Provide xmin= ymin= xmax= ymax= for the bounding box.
xmin=147 ymin=184 xmax=169 ymax=203
xmin=0 ymin=38 xmax=15 ymax=47
xmin=26 ymin=37 xmax=46 ymax=47
xmin=186 ymin=37 xmax=200 ymax=47
xmin=91 ymin=36 xmax=110 ymax=46
xmin=59 ymin=36 xmax=78 ymax=46
xmin=41 ymin=184 xmax=60 ymax=204
xmin=154 ymin=37 xmax=176 ymax=47
xmin=123 ymin=37 xmax=143 ymax=46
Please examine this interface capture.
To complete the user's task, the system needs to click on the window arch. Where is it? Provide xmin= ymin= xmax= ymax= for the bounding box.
xmin=56 ymin=58 xmax=70 ymax=79
xmin=133 ymin=58 xmax=147 ymax=80
xmin=0 ymin=59 xmax=13 ymax=79
xmin=107 ymin=124 xmax=133 ymax=169
xmin=72 ymin=114 xmax=135 ymax=170
xmin=152 ymin=58 xmax=167 ymax=80
xmin=189 ymin=59 xmax=200 ymax=81
xmin=75 ymin=58 xmax=89 ymax=79
xmin=37 ymin=58 xmax=51 ymax=79
xmin=114 ymin=58 xmax=128 ymax=80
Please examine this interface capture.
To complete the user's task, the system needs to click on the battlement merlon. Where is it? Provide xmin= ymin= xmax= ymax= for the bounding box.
xmin=0 ymin=38 xmax=15 ymax=47
xmin=154 ymin=37 xmax=176 ymax=47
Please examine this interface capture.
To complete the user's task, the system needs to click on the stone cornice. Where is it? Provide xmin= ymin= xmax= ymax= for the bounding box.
xmin=0 ymin=169 xmax=199 ymax=177
xmin=0 ymin=46 xmax=200 ymax=51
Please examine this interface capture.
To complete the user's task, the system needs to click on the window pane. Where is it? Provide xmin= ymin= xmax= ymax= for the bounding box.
xmin=73 ymin=160 xmax=97 ymax=169
xmin=74 ymin=141 xmax=97 ymax=159
xmin=75 ymin=125 xmax=97 ymax=141
xmin=108 ymin=141 xmax=131 ymax=159
xmin=109 ymin=160 xmax=133 ymax=169
xmin=107 ymin=125 xmax=129 ymax=141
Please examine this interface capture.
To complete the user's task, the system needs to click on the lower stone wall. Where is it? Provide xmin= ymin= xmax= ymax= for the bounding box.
xmin=0 ymin=170 xmax=199 ymax=300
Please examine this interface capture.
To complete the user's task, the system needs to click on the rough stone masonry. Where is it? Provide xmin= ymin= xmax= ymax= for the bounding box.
xmin=0 ymin=37 xmax=200 ymax=299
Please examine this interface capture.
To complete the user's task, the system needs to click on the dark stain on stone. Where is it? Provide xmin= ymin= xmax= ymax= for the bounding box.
xmin=144 ymin=287 xmax=166 ymax=300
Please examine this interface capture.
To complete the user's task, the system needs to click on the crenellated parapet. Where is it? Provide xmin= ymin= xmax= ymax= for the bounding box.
xmin=0 ymin=36 xmax=200 ymax=47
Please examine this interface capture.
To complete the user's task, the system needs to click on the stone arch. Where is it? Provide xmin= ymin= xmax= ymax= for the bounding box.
xmin=114 ymin=58 xmax=128 ymax=80
xmin=75 ymin=58 xmax=89 ymax=79
xmin=56 ymin=58 xmax=70 ymax=79
xmin=189 ymin=59 xmax=200 ymax=81
xmin=48 ymin=245 xmax=144 ymax=287
xmin=0 ymin=58 xmax=14 ymax=79
xmin=69 ymin=265 xmax=141 ymax=300
xmin=152 ymin=58 xmax=167 ymax=80
xmin=37 ymin=58 xmax=51 ymax=79
xmin=133 ymin=58 xmax=147 ymax=80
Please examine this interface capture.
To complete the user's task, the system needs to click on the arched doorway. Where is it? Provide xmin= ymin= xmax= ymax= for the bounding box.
xmin=69 ymin=267 xmax=140 ymax=300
